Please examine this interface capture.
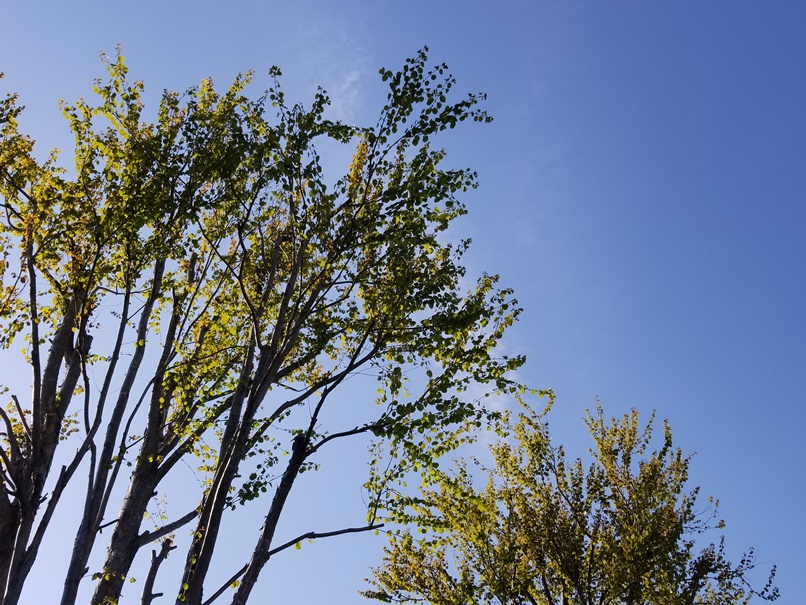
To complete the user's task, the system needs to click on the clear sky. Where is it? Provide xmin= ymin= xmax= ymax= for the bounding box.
xmin=2 ymin=1 xmax=804 ymax=603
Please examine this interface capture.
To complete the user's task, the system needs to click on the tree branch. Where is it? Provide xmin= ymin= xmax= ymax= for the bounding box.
xmin=140 ymin=538 xmax=175 ymax=605
xmin=10 ymin=395 xmax=31 ymax=443
xmin=0 ymin=406 xmax=22 ymax=464
xmin=202 ymin=523 xmax=384 ymax=605
xmin=137 ymin=510 xmax=198 ymax=547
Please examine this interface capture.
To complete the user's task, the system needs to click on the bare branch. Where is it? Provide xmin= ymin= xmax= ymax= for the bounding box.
xmin=309 ymin=422 xmax=379 ymax=454
xmin=137 ymin=510 xmax=198 ymax=547
xmin=97 ymin=518 xmax=119 ymax=532
xmin=140 ymin=539 xmax=175 ymax=605
xmin=202 ymin=523 xmax=384 ymax=605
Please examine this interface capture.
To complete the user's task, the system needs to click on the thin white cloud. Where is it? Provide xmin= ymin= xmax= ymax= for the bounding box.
xmin=327 ymin=68 xmax=362 ymax=123
xmin=292 ymin=20 xmax=370 ymax=124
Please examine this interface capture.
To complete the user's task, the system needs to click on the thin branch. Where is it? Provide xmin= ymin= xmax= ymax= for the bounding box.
xmin=0 ymin=446 xmax=16 ymax=491
xmin=0 ymin=168 xmax=32 ymax=215
xmin=196 ymin=219 xmax=262 ymax=337
xmin=84 ymin=279 xmax=132 ymax=438
xmin=201 ymin=523 xmax=384 ymax=605
xmin=26 ymin=239 xmax=42 ymax=452
xmin=0 ymin=406 xmax=22 ymax=462
xmin=270 ymin=523 xmax=385 ymax=559
xmin=157 ymin=393 xmax=233 ymax=479
xmin=137 ymin=510 xmax=198 ymax=547
xmin=246 ymin=332 xmax=380 ymax=455
xmin=309 ymin=422 xmax=379 ymax=454
xmin=10 ymin=395 xmax=31 ymax=443
xmin=23 ymin=465 xmax=77 ymax=577
xmin=97 ymin=518 xmax=118 ymax=532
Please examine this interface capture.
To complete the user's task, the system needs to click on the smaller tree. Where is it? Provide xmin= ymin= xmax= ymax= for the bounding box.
xmin=363 ymin=397 xmax=778 ymax=605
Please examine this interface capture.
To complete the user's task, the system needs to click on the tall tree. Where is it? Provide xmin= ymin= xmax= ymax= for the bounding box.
xmin=0 ymin=48 xmax=524 ymax=605
xmin=363 ymin=399 xmax=779 ymax=605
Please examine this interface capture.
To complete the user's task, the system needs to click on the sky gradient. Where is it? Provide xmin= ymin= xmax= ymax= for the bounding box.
xmin=1 ymin=1 xmax=804 ymax=602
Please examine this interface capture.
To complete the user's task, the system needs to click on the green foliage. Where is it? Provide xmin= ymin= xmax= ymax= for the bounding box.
xmin=0 ymin=47 xmax=527 ymax=605
xmin=364 ymin=400 xmax=778 ymax=605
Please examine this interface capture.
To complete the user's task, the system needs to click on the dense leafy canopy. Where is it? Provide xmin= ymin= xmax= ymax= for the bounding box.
xmin=364 ymin=401 xmax=778 ymax=605
xmin=0 ymin=48 xmax=524 ymax=605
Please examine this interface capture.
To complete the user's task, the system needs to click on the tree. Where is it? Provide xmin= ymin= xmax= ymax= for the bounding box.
xmin=0 ymin=48 xmax=525 ymax=605
xmin=363 ymin=399 xmax=779 ymax=605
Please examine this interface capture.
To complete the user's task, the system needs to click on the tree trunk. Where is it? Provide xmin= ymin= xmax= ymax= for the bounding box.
xmin=89 ymin=461 xmax=161 ymax=605
xmin=230 ymin=434 xmax=308 ymax=605
xmin=0 ymin=497 xmax=19 ymax=600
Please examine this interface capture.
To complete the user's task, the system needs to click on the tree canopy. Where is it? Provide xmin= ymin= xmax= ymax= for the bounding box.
xmin=363 ymin=400 xmax=778 ymax=605
xmin=0 ymin=48 xmax=525 ymax=605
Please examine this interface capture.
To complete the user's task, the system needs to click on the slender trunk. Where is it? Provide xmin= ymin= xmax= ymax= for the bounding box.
xmin=175 ymin=388 xmax=255 ymax=604
xmin=89 ymin=461 xmax=161 ymax=605
xmin=2 ymin=298 xmax=85 ymax=605
xmin=0 ymin=498 xmax=18 ymax=600
xmin=61 ymin=266 xmax=162 ymax=605
xmin=90 ymin=280 xmax=178 ymax=605
xmin=227 ymin=330 xmax=371 ymax=604
xmin=2 ymin=507 xmax=35 ymax=605
xmin=173 ymin=333 xmax=260 ymax=605
xmin=179 ymin=338 xmax=299 ymax=605
xmin=89 ymin=375 xmax=172 ymax=605
xmin=230 ymin=434 xmax=308 ymax=605
xmin=60 ymin=510 xmax=94 ymax=605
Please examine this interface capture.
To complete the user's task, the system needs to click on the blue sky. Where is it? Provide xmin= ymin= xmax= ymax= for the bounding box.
xmin=2 ymin=1 xmax=804 ymax=603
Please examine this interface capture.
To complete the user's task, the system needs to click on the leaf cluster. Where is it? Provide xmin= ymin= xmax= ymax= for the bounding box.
xmin=364 ymin=400 xmax=779 ymax=605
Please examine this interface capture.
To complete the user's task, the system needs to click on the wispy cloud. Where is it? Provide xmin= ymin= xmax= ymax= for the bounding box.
xmin=292 ymin=20 xmax=370 ymax=124
xmin=326 ymin=68 xmax=362 ymax=123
